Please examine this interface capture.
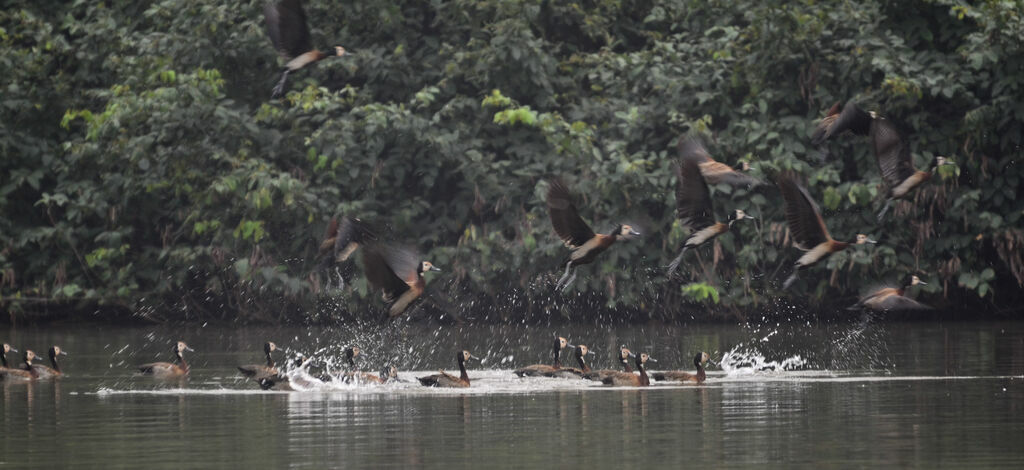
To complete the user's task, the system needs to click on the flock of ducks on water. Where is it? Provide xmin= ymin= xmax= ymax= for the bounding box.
xmin=0 ymin=338 xmax=710 ymax=389
xmin=262 ymin=1 xmax=945 ymax=317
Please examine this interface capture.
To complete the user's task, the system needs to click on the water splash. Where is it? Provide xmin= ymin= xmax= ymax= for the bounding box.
xmin=719 ymin=342 xmax=808 ymax=375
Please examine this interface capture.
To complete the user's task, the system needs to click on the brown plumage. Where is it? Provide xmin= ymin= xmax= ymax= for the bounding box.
xmin=0 ymin=350 xmax=39 ymax=380
xmin=667 ymin=139 xmax=755 ymax=276
xmin=776 ymin=174 xmax=876 ymax=289
xmin=546 ymin=178 xmax=639 ymax=291
xmin=362 ymin=244 xmax=441 ymax=318
xmin=514 ymin=336 xmax=572 ymax=377
xmin=317 ymin=215 xmax=377 ymax=290
xmin=849 ymin=275 xmax=932 ymax=312
xmin=418 ymin=350 xmax=474 ymax=388
xmin=0 ymin=343 xmax=16 ymax=370
xmin=32 ymin=346 xmax=66 ymax=379
xmin=348 ymin=365 xmax=400 ymax=384
xmin=238 ymin=342 xmax=281 ymax=388
xmin=544 ymin=345 xmax=594 ymax=378
xmin=811 ymin=101 xmax=952 ymax=220
xmin=582 ymin=346 xmax=633 ymax=381
xmin=652 ymin=352 xmax=710 ymax=383
xmin=601 ymin=352 xmax=654 ymax=386
xmin=680 ymin=138 xmax=762 ymax=187
xmin=138 ymin=341 xmax=193 ymax=378
xmin=264 ymin=0 xmax=347 ymax=98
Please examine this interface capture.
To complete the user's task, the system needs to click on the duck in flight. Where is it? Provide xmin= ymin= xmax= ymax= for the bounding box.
xmin=362 ymin=243 xmax=442 ymax=319
xmin=848 ymin=275 xmax=932 ymax=312
xmin=264 ymin=0 xmax=347 ymax=98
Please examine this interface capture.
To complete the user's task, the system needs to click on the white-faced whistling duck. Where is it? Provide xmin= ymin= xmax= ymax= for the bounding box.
xmin=138 ymin=341 xmax=193 ymax=378
xmin=544 ymin=345 xmax=594 ymax=378
xmin=582 ymin=346 xmax=634 ymax=381
xmin=317 ymin=215 xmax=376 ymax=290
xmin=652 ymin=352 xmax=710 ymax=383
xmin=514 ymin=336 xmax=573 ymax=377
xmin=418 ymin=350 xmax=474 ymax=388
xmin=324 ymin=346 xmax=361 ymax=382
xmin=264 ymin=0 xmax=347 ymax=98
xmin=667 ymin=139 xmax=755 ymax=276
xmin=0 ymin=350 xmax=40 ymax=380
xmin=680 ymin=137 xmax=762 ymax=187
xmin=259 ymin=354 xmax=313 ymax=390
xmin=238 ymin=341 xmax=280 ymax=386
xmin=546 ymin=178 xmax=640 ymax=292
xmin=849 ymin=275 xmax=932 ymax=312
xmin=812 ymin=101 xmax=953 ymax=221
xmin=31 ymin=346 xmax=67 ymax=379
xmin=601 ymin=352 xmax=655 ymax=386
xmin=776 ymin=173 xmax=876 ymax=290
xmin=0 ymin=343 xmax=17 ymax=371
xmin=362 ymin=244 xmax=441 ymax=318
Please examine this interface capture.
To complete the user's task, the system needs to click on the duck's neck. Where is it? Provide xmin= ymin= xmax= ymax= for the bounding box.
xmin=622 ymin=360 xmax=633 ymax=373
xmin=576 ymin=355 xmax=590 ymax=373
xmin=265 ymin=351 xmax=275 ymax=368
xmin=1 ymin=353 xmax=7 ymax=368
xmin=638 ymin=363 xmax=649 ymax=386
xmin=50 ymin=353 xmax=61 ymax=373
xmin=177 ymin=352 xmax=189 ymax=371
xmin=697 ymin=364 xmax=706 ymax=383
xmin=458 ymin=359 xmax=469 ymax=384
xmin=552 ymin=348 xmax=561 ymax=369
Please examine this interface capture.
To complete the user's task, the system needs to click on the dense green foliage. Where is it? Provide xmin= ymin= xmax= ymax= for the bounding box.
xmin=2 ymin=0 xmax=1022 ymax=323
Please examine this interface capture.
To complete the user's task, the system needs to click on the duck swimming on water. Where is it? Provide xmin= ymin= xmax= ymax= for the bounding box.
xmin=32 ymin=346 xmax=66 ymax=379
xmin=418 ymin=350 xmax=474 ymax=388
xmin=667 ymin=138 xmax=755 ymax=276
xmin=544 ymin=345 xmax=594 ymax=378
xmin=0 ymin=350 xmax=40 ymax=380
xmin=138 ymin=341 xmax=193 ymax=378
xmin=601 ymin=352 xmax=654 ymax=387
xmin=238 ymin=341 xmax=281 ymax=387
xmin=264 ymin=0 xmax=347 ymax=98
xmin=651 ymin=352 xmax=710 ymax=383
xmin=546 ymin=178 xmax=640 ymax=291
xmin=514 ymin=336 xmax=573 ymax=377
xmin=582 ymin=346 xmax=633 ymax=382
xmin=849 ymin=275 xmax=932 ymax=312
xmin=812 ymin=101 xmax=953 ymax=221
xmin=776 ymin=173 xmax=876 ymax=289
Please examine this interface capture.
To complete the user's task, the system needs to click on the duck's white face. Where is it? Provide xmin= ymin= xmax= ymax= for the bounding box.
xmin=268 ymin=342 xmax=277 ymax=352
xmin=26 ymin=351 xmax=36 ymax=363
xmin=461 ymin=351 xmax=473 ymax=362
xmin=176 ymin=342 xmax=190 ymax=353
xmin=334 ymin=46 xmax=346 ymax=57
xmin=740 ymin=161 xmax=751 ymax=172
xmin=911 ymin=275 xmax=926 ymax=286
xmin=576 ymin=345 xmax=590 ymax=357
xmin=421 ymin=261 xmax=441 ymax=273
xmin=2 ymin=344 xmax=10 ymax=354
xmin=557 ymin=337 xmax=569 ymax=349
xmin=856 ymin=234 xmax=877 ymax=244
xmin=619 ymin=225 xmax=640 ymax=237
xmin=700 ymin=352 xmax=710 ymax=364
xmin=639 ymin=353 xmax=650 ymax=364
xmin=619 ymin=348 xmax=631 ymax=361
xmin=349 ymin=347 xmax=361 ymax=358
xmin=53 ymin=346 xmax=63 ymax=356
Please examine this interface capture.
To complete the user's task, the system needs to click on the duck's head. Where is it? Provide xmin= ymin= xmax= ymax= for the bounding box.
xmin=49 ymin=346 xmax=67 ymax=358
xmin=855 ymin=234 xmax=877 ymax=245
xmin=636 ymin=353 xmax=655 ymax=369
xmin=344 ymin=347 xmax=361 ymax=362
xmin=553 ymin=336 xmax=574 ymax=352
xmin=619 ymin=347 xmax=633 ymax=364
xmin=728 ymin=209 xmax=755 ymax=225
xmin=615 ymin=224 xmax=641 ymax=239
xmin=2 ymin=344 xmax=15 ymax=355
xmin=175 ymin=341 xmax=194 ymax=355
xmin=264 ymin=342 xmax=278 ymax=354
xmin=24 ymin=350 xmax=38 ymax=364
xmin=419 ymin=261 xmax=441 ymax=274
xmin=458 ymin=350 xmax=474 ymax=364
xmin=334 ymin=46 xmax=346 ymax=57
xmin=693 ymin=352 xmax=710 ymax=367
xmin=909 ymin=275 xmax=927 ymax=287
xmin=574 ymin=345 xmax=592 ymax=358
xmin=381 ymin=365 xmax=398 ymax=379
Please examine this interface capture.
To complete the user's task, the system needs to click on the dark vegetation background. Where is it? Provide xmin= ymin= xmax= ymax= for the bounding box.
xmin=2 ymin=0 xmax=1022 ymax=324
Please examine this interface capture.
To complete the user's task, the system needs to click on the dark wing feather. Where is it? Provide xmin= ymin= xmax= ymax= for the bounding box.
xmin=546 ymin=179 xmax=595 ymax=248
xmin=318 ymin=216 xmax=339 ymax=256
xmin=681 ymin=137 xmax=761 ymax=186
xmin=776 ymin=174 xmax=831 ymax=249
xmin=362 ymin=244 xmax=413 ymax=300
xmin=870 ymin=118 xmax=917 ymax=188
xmin=675 ymin=143 xmax=715 ymax=229
xmin=333 ymin=217 xmax=377 ymax=261
xmin=812 ymin=101 xmax=872 ymax=145
xmin=264 ymin=0 xmax=313 ymax=59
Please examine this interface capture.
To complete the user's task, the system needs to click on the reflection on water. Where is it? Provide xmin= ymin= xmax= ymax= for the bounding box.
xmin=0 ymin=321 xmax=1022 ymax=468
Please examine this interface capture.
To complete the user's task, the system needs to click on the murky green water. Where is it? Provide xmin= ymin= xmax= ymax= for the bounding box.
xmin=1 ymin=320 xmax=1022 ymax=468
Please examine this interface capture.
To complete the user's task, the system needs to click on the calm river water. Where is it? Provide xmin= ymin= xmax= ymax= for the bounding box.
xmin=1 ymin=320 xmax=1022 ymax=468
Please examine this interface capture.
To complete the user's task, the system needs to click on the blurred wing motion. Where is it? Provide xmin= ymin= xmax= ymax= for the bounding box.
xmin=811 ymin=101 xmax=873 ymax=145
xmin=680 ymin=138 xmax=761 ymax=186
xmin=264 ymin=0 xmax=312 ymax=60
xmin=546 ymin=179 xmax=595 ymax=248
xmin=362 ymin=244 xmax=426 ymax=318
xmin=674 ymin=143 xmax=716 ymax=230
xmin=870 ymin=118 xmax=917 ymax=189
xmin=776 ymin=174 xmax=831 ymax=249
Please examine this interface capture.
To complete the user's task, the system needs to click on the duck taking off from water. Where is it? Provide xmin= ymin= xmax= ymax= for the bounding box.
xmin=601 ymin=352 xmax=655 ymax=387
xmin=138 ymin=341 xmax=193 ymax=378
xmin=546 ymin=178 xmax=640 ymax=292
xmin=582 ymin=346 xmax=634 ymax=382
xmin=667 ymin=138 xmax=755 ymax=277
xmin=811 ymin=101 xmax=953 ymax=221
xmin=848 ymin=275 xmax=932 ymax=312
xmin=776 ymin=173 xmax=876 ymax=290
xmin=418 ymin=350 xmax=474 ymax=388
xmin=264 ymin=0 xmax=347 ymax=98
xmin=680 ymin=137 xmax=762 ymax=187
xmin=514 ymin=336 xmax=573 ymax=377
xmin=317 ymin=215 xmax=377 ymax=290
xmin=652 ymin=352 xmax=710 ymax=383
xmin=32 ymin=346 xmax=67 ymax=379
xmin=362 ymin=244 xmax=442 ymax=319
